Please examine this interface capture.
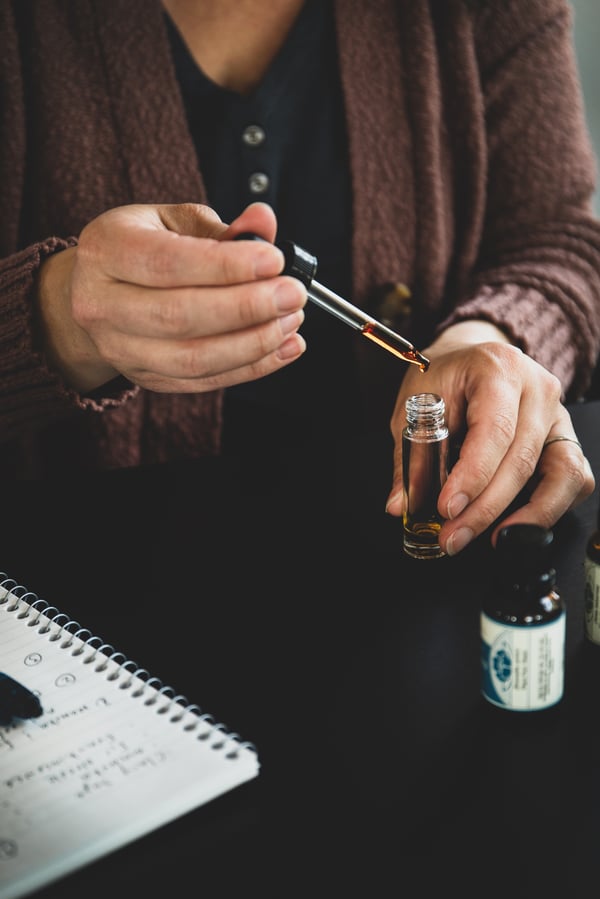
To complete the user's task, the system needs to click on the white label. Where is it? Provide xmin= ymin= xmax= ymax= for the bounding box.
xmin=584 ymin=558 xmax=600 ymax=645
xmin=480 ymin=611 xmax=565 ymax=710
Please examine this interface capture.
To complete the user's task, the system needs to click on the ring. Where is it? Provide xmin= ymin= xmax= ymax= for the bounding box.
xmin=542 ymin=435 xmax=583 ymax=451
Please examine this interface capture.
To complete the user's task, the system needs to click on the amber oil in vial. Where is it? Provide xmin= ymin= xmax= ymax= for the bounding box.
xmin=402 ymin=393 xmax=449 ymax=560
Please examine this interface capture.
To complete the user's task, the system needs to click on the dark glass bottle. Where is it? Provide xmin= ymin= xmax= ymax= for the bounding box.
xmin=584 ymin=499 xmax=600 ymax=645
xmin=481 ymin=524 xmax=565 ymax=712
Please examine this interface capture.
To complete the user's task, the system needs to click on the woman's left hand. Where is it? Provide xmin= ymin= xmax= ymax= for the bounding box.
xmin=385 ymin=322 xmax=595 ymax=555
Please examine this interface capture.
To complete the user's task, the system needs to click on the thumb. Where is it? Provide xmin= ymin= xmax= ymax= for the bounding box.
xmin=385 ymin=439 xmax=405 ymax=517
xmin=222 ymin=202 xmax=278 ymax=244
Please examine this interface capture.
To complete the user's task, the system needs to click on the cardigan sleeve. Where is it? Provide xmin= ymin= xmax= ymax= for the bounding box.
xmin=437 ymin=0 xmax=600 ymax=401
xmin=0 ymin=237 xmax=138 ymax=445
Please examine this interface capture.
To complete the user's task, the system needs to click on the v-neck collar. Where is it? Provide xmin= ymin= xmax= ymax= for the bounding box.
xmin=165 ymin=0 xmax=328 ymax=120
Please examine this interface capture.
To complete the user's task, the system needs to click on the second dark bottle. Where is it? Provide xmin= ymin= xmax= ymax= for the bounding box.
xmin=481 ymin=523 xmax=565 ymax=712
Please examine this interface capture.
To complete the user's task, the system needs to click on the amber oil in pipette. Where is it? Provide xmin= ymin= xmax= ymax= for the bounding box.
xmin=362 ymin=323 xmax=429 ymax=371
xmin=402 ymin=393 xmax=449 ymax=559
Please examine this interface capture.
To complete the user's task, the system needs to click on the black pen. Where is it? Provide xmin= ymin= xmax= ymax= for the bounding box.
xmin=0 ymin=671 xmax=43 ymax=725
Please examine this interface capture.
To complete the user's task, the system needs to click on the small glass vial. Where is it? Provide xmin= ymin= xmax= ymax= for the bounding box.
xmin=481 ymin=524 xmax=565 ymax=712
xmin=584 ymin=499 xmax=600 ymax=645
xmin=402 ymin=393 xmax=449 ymax=560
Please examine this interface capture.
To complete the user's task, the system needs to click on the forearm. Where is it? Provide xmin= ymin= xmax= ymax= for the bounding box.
xmin=0 ymin=240 xmax=78 ymax=439
xmin=438 ymin=271 xmax=598 ymax=400
xmin=448 ymin=2 xmax=600 ymax=398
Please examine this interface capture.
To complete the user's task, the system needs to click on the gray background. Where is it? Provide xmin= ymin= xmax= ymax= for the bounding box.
xmin=571 ymin=1 xmax=600 ymax=390
xmin=571 ymin=0 xmax=600 ymax=214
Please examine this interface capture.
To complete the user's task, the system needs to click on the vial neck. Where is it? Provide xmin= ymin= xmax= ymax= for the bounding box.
xmin=404 ymin=393 xmax=447 ymax=438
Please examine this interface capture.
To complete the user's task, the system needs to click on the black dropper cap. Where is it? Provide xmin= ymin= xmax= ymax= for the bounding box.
xmin=234 ymin=233 xmax=317 ymax=286
xmin=495 ymin=523 xmax=556 ymax=592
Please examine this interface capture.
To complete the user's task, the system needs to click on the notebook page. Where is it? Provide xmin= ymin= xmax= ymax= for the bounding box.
xmin=0 ymin=590 xmax=259 ymax=899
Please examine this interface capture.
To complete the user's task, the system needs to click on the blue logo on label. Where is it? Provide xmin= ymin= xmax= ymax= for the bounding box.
xmin=481 ymin=635 xmax=513 ymax=706
xmin=492 ymin=648 xmax=511 ymax=683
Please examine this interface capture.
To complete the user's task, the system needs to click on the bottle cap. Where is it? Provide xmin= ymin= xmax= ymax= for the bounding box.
xmin=495 ymin=523 xmax=556 ymax=588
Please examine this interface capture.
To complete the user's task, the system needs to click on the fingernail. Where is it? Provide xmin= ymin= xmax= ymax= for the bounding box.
xmin=277 ymin=334 xmax=306 ymax=360
xmin=385 ymin=492 xmax=404 ymax=515
xmin=446 ymin=527 xmax=474 ymax=556
xmin=447 ymin=492 xmax=469 ymax=519
xmin=255 ymin=246 xmax=285 ymax=278
xmin=279 ymin=310 xmax=304 ymax=336
xmin=275 ymin=280 xmax=304 ymax=312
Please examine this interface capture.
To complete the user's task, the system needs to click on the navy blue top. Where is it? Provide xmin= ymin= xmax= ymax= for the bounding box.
xmin=165 ymin=2 xmax=366 ymax=451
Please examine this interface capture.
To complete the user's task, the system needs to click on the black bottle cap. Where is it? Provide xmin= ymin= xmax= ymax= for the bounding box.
xmin=495 ymin=523 xmax=556 ymax=588
xmin=277 ymin=240 xmax=318 ymax=288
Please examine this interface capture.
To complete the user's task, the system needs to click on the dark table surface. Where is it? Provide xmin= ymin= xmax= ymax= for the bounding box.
xmin=4 ymin=399 xmax=600 ymax=899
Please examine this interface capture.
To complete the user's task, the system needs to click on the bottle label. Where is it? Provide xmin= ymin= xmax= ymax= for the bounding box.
xmin=480 ymin=611 xmax=565 ymax=711
xmin=584 ymin=558 xmax=600 ymax=645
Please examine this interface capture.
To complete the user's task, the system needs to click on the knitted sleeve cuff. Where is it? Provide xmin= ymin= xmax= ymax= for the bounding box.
xmin=0 ymin=238 xmax=138 ymax=440
xmin=437 ymin=282 xmax=583 ymax=398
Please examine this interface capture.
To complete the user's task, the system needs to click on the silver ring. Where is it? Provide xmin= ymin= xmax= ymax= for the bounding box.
xmin=542 ymin=435 xmax=583 ymax=451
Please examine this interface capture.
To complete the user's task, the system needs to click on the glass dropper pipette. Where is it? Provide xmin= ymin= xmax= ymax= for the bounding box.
xmin=236 ymin=234 xmax=430 ymax=372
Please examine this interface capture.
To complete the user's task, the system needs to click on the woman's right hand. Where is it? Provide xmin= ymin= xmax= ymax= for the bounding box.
xmin=35 ymin=201 xmax=306 ymax=394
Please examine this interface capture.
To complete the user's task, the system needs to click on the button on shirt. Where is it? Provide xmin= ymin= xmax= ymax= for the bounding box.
xmin=166 ymin=1 xmax=362 ymax=451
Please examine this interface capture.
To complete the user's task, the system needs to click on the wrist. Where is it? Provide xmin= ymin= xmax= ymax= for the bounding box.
xmin=429 ymin=320 xmax=512 ymax=354
xmin=34 ymin=247 xmax=118 ymax=393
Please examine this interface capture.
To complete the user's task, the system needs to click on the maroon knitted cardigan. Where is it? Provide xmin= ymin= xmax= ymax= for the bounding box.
xmin=1 ymin=0 xmax=599 ymax=476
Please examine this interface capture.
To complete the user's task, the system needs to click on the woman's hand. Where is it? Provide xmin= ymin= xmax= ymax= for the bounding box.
xmin=35 ymin=201 xmax=306 ymax=394
xmin=385 ymin=321 xmax=595 ymax=554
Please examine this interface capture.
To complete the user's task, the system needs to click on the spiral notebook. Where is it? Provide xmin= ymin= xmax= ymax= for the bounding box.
xmin=0 ymin=573 xmax=260 ymax=899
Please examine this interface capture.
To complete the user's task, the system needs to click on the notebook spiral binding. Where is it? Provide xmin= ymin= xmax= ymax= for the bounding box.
xmin=0 ymin=573 xmax=257 ymax=760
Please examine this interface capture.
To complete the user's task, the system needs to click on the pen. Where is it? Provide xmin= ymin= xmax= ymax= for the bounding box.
xmin=235 ymin=234 xmax=430 ymax=372
xmin=0 ymin=671 xmax=43 ymax=725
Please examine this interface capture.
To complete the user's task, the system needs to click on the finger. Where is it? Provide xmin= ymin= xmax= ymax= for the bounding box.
xmin=386 ymin=366 xmax=521 ymax=517
xmin=440 ymin=402 xmax=543 ymax=521
xmin=488 ymin=441 xmax=595 ymax=541
xmin=438 ymin=426 xmax=545 ymax=555
xmin=539 ymin=436 xmax=595 ymax=510
xmin=78 ymin=207 xmax=285 ymax=287
xmin=159 ymin=200 xmax=279 ymax=246
xmin=221 ymin=201 xmax=278 ymax=243
xmin=115 ymin=330 xmax=307 ymax=393
xmin=84 ymin=274 xmax=307 ymax=340
xmin=437 ymin=350 xmax=564 ymax=521
xmin=385 ymin=370 xmax=434 ymax=515
xmin=100 ymin=306 xmax=306 ymax=383
xmin=157 ymin=202 xmax=225 ymax=236
xmin=441 ymin=422 xmax=594 ymax=555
